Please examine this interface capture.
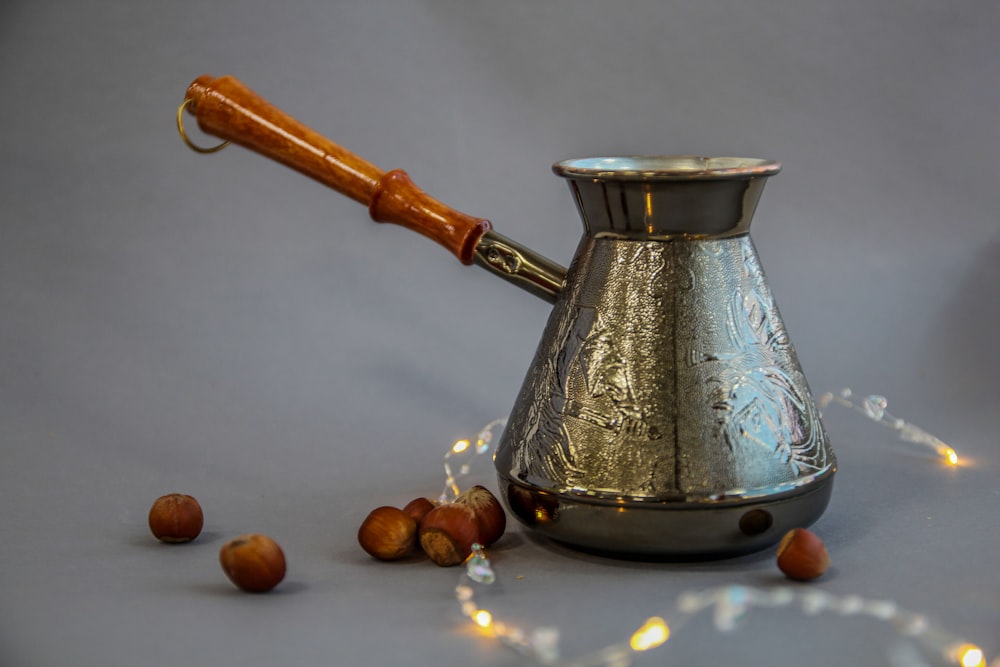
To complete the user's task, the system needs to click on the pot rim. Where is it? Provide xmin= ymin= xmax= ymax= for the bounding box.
xmin=553 ymin=155 xmax=782 ymax=181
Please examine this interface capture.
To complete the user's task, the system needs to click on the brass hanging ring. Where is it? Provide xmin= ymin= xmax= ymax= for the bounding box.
xmin=176 ymin=99 xmax=230 ymax=154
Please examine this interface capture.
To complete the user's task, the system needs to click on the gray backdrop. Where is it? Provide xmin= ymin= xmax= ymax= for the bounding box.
xmin=1 ymin=1 xmax=997 ymax=666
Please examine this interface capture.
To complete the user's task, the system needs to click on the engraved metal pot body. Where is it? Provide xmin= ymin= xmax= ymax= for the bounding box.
xmin=494 ymin=157 xmax=836 ymax=559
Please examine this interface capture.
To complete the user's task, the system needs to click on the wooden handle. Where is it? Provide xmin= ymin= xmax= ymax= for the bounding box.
xmin=184 ymin=75 xmax=491 ymax=264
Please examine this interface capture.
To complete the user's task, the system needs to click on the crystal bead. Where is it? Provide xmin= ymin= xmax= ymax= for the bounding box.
xmin=766 ymin=587 xmax=795 ymax=606
xmin=835 ymin=595 xmax=864 ymax=615
xmin=677 ymin=590 xmax=709 ymax=614
xmin=863 ymin=600 xmax=898 ymax=621
xmin=862 ymin=395 xmax=888 ymax=421
xmin=896 ymin=613 xmax=928 ymax=636
xmin=529 ymin=627 xmax=560 ymax=662
xmin=800 ymin=590 xmax=832 ymax=615
xmin=466 ymin=552 xmax=496 ymax=585
xmin=713 ymin=586 xmax=749 ymax=632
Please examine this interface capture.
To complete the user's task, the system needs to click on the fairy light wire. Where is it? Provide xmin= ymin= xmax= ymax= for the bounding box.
xmin=442 ymin=396 xmax=988 ymax=666
xmin=818 ymin=388 xmax=960 ymax=466
xmin=440 ymin=418 xmax=505 ymax=504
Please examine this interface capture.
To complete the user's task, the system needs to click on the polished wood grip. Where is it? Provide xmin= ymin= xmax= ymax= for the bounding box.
xmin=184 ymin=75 xmax=491 ymax=264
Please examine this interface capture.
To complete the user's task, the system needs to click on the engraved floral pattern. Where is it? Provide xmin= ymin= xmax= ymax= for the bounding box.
xmin=689 ymin=246 xmax=827 ymax=474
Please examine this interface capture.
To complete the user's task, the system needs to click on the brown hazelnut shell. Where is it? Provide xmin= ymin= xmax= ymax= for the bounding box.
xmin=148 ymin=493 xmax=204 ymax=543
xmin=219 ymin=534 xmax=286 ymax=593
xmin=776 ymin=528 xmax=830 ymax=581
xmin=401 ymin=497 xmax=436 ymax=525
xmin=455 ymin=485 xmax=506 ymax=546
xmin=357 ymin=506 xmax=418 ymax=561
xmin=419 ymin=503 xmax=479 ymax=566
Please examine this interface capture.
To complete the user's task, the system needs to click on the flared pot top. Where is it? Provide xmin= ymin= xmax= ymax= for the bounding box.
xmin=553 ymin=156 xmax=781 ymax=239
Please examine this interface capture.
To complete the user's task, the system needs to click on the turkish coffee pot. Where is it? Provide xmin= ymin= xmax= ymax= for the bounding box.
xmin=179 ymin=75 xmax=836 ymax=559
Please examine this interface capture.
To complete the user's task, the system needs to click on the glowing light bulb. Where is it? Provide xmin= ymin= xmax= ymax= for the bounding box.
xmin=956 ymin=644 xmax=985 ymax=667
xmin=473 ymin=610 xmax=493 ymax=629
xmin=452 ymin=439 xmax=470 ymax=454
xmin=629 ymin=616 xmax=669 ymax=651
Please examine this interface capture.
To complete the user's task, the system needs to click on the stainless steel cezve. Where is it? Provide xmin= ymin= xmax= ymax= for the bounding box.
xmin=495 ymin=157 xmax=834 ymax=558
xmin=181 ymin=77 xmax=836 ymax=559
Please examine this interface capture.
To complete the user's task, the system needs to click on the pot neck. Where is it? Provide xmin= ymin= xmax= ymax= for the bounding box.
xmin=554 ymin=156 xmax=780 ymax=239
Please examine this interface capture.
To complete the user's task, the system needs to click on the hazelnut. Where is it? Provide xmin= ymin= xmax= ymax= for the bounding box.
xmin=357 ymin=506 xmax=418 ymax=561
xmin=419 ymin=503 xmax=479 ymax=566
xmin=455 ymin=485 xmax=506 ymax=546
xmin=776 ymin=528 xmax=830 ymax=581
xmin=402 ymin=497 xmax=436 ymax=525
xmin=148 ymin=493 xmax=204 ymax=543
xmin=219 ymin=534 xmax=286 ymax=593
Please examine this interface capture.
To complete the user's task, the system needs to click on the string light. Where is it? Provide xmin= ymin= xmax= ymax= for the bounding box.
xmin=629 ymin=617 xmax=669 ymax=651
xmin=473 ymin=609 xmax=493 ymax=629
xmin=441 ymin=400 xmax=989 ymax=667
xmin=956 ymin=644 xmax=987 ymax=667
xmin=440 ymin=419 xmax=504 ymax=504
xmin=945 ymin=447 xmax=960 ymax=466
xmin=817 ymin=388 xmax=963 ymax=466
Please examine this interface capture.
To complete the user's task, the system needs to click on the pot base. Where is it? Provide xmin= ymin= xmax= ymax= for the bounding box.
xmin=498 ymin=470 xmax=835 ymax=560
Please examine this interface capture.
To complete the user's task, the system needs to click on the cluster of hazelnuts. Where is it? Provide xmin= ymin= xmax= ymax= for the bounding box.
xmin=152 ymin=488 xmax=830 ymax=588
xmin=359 ymin=486 xmax=831 ymax=581
xmin=357 ymin=485 xmax=506 ymax=566
xmin=147 ymin=493 xmax=286 ymax=593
